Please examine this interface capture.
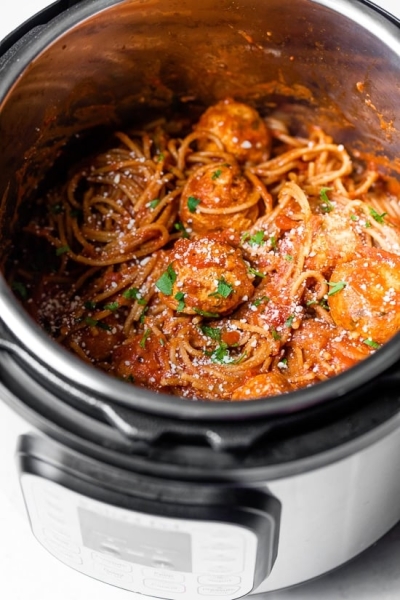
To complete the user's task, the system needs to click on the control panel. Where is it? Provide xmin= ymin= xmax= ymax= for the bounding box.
xmin=21 ymin=473 xmax=258 ymax=600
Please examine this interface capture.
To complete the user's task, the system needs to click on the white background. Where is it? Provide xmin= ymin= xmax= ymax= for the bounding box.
xmin=1 ymin=1 xmax=400 ymax=600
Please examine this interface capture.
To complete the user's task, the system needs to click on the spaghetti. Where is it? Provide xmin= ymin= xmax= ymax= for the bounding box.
xmin=9 ymin=98 xmax=400 ymax=400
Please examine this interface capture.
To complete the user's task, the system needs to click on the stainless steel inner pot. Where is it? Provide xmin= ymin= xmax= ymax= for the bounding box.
xmin=1 ymin=0 xmax=400 ymax=426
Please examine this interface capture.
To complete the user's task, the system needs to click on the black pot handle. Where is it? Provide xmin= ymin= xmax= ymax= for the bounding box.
xmin=0 ymin=338 xmax=144 ymax=441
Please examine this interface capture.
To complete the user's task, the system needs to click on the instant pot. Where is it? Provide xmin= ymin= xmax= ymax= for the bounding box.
xmin=2 ymin=1 xmax=400 ymax=598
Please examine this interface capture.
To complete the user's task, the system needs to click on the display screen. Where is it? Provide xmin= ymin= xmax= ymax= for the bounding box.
xmin=78 ymin=507 xmax=192 ymax=572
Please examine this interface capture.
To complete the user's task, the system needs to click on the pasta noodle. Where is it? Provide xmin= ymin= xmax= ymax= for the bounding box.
xmin=8 ymin=98 xmax=400 ymax=401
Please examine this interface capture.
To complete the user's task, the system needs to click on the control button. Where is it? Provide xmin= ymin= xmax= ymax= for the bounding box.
xmin=42 ymin=528 xmax=72 ymax=544
xmin=143 ymin=578 xmax=186 ymax=594
xmin=198 ymin=585 xmax=241 ymax=596
xmin=44 ymin=536 xmax=81 ymax=554
xmin=142 ymin=568 xmax=185 ymax=583
xmin=45 ymin=543 xmax=83 ymax=565
xmin=198 ymin=575 xmax=241 ymax=586
xmin=93 ymin=563 xmax=134 ymax=584
xmin=200 ymin=564 xmax=237 ymax=575
xmin=206 ymin=552 xmax=240 ymax=563
xmin=91 ymin=552 xmax=132 ymax=572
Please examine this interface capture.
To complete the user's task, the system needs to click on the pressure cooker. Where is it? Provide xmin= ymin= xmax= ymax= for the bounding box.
xmin=2 ymin=1 xmax=400 ymax=598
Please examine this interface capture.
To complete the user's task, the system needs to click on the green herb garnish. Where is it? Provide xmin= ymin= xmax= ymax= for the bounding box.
xmin=252 ymin=295 xmax=270 ymax=307
xmin=200 ymin=325 xmax=222 ymax=341
xmin=209 ymin=277 xmax=234 ymax=299
xmin=140 ymin=328 xmax=151 ymax=348
xmin=155 ymin=264 xmax=177 ymax=296
xmin=269 ymin=235 xmax=277 ymax=249
xmin=271 ymin=327 xmax=281 ymax=341
xmin=241 ymin=230 xmax=266 ymax=246
xmin=285 ymin=315 xmax=295 ymax=328
xmin=363 ymin=338 xmax=381 ymax=349
xmin=320 ymin=187 xmax=334 ymax=213
xmin=193 ymin=308 xmax=219 ymax=318
xmin=285 ymin=254 xmax=293 ymax=262
xmin=104 ymin=301 xmax=119 ymax=312
xmin=248 ymin=266 xmax=266 ymax=278
xmin=149 ymin=198 xmax=160 ymax=209
xmin=84 ymin=300 xmax=96 ymax=310
xmin=211 ymin=169 xmax=223 ymax=180
xmin=11 ymin=281 xmax=28 ymax=299
xmin=369 ymin=207 xmax=387 ymax=224
xmin=174 ymin=222 xmax=189 ymax=238
xmin=84 ymin=317 xmax=111 ymax=331
xmin=175 ymin=291 xmax=185 ymax=312
xmin=56 ymin=245 xmax=70 ymax=256
xmin=123 ymin=287 xmax=147 ymax=305
xmin=187 ymin=196 xmax=201 ymax=213
xmin=327 ymin=280 xmax=346 ymax=296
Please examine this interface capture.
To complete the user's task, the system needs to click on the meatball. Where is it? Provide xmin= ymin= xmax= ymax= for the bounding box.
xmin=195 ymin=98 xmax=271 ymax=164
xmin=179 ymin=163 xmax=259 ymax=234
xmin=112 ymin=330 xmax=169 ymax=389
xmin=306 ymin=212 xmax=362 ymax=275
xmin=231 ymin=372 xmax=293 ymax=400
xmin=155 ymin=236 xmax=254 ymax=316
xmin=327 ymin=248 xmax=400 ymax=344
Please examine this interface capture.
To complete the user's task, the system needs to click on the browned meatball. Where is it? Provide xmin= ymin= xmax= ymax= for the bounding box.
xmin=231 ymin=372 xmax=293 ymax=400
xmin=195 ymin=98 xmax=271 ymax=164
xmin=179 ymin=163 xmax=259 ymax=234
xmin=155 ymin=236 xmax=254 ymax=316
xmin=328 ymin=247 xmax=400 ymax=344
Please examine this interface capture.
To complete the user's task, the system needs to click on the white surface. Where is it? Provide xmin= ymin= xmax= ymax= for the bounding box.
xmin=2 ymin=1 xmax=400 ymax=600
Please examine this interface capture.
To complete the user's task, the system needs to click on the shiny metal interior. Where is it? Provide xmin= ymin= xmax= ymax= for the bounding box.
xmin=1 ymin=0 xmax=400 ymax=416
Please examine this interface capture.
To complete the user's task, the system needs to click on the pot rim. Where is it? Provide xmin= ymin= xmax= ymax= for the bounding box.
xmin=1 ymin=0 xmax=400 ymax=423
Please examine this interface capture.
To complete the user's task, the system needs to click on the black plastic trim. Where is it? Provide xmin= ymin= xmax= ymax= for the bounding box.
xmin=18 ymin=433 xmax=281 ymax=588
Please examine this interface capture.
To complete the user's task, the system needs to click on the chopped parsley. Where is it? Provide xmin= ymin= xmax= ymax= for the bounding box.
xmin=139 ymin=328 xmax=151 ymax=348
xmin=363 ymin=338 xmax=381 ymax=349
xmin=56 ymin=245 xmax=70 ymax=256
xmin=123 ymin=287 xmax=147 ymax=305
xmin=193 ymin=308 xmax=219 ymax=318
xmin=174 ymin=222 xmax=189 ymax=238
xmin=139 ymin=306 xmax=149 ymax=324
xmin=269 ymin=235 xmax=277 ymax=249
xmin=205 ymin=342 xmax=246 ymax=365
xmin=104 ymin=301 xmax=119 ymax=312
xmin=155 ymin=264 xmax=177 ymax=296
xmin=285 ymin=254 xmax=293 ymax=262
xmin=242 ymin=230 xmax=265 ymax=246
xmin=248 ymin=266 xmax=266 ymax=278
xmin=271 ymin=327 xmax=281 ymax=341
xmin=285 ymin=315 xmax=295 ymax=328
xmin=327 ymin=280 xmax=346 ymax=296
xmin=209 ymin=277 xmax=234 ymax=299
xmin=84 ymin=300 xmax=96 ymax=310
xmin=199 ymin=325 xmax=222 ymax=341
xmin=350 ymin=214 xmax=358 ymax=222
xmin=175 ymin=291 xmax=185 ymax=312
xmin=211 ymin=169 xmax=223 ymax=180
xmin=320 ymin=187 xmax=334 ymax=213
xmin=187 ymin=196 xmax=201 ymax=213
xmin=84 ymin=317 xmax=111 ymax=331
xmin=369 ymin=206 xmax=387 ymax=224
xmin=251 ymin=295 xmax=270 ymax=307
xmin=149 ymin=198 xmax=160 ymax=209
xmin=11 ymin=281 xmax=28 ymax=299
xmin=365 ymin=220 xmax=372 ymax=228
